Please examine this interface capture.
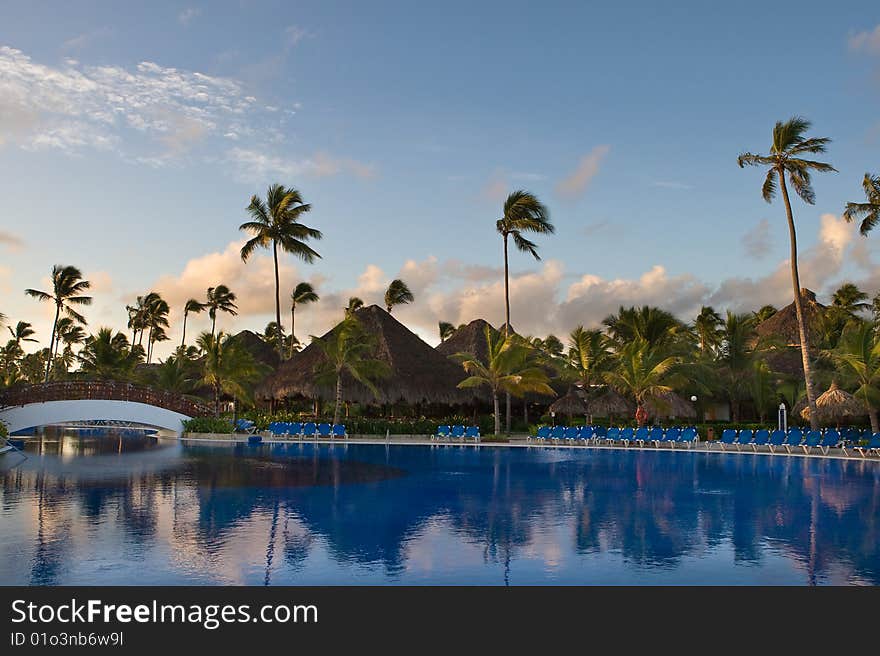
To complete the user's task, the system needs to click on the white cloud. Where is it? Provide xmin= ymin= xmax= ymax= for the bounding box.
xmin=285 ymin=25 xmax=313 ymax=47
xmin=178 ymin=8 xmax=202 ymax=26
xmin=61 ymin=27 xmax=115 ymax=51
xmin=651 ymin=180 xmax=693 ymax=190
xmin=556 ymin=145 xmax=609 ymax=198
xmin=224 ymin=148 xmax=376 ymax=184
xmin=742 ymin=218 xmax=772 ymax=259
xmin=849 ymin=24 xmax=880 ymax=54
xmin=0 ymin=230 xmax=24 ymax=252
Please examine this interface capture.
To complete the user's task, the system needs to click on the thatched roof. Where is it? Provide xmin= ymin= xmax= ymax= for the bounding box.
xmin=646 ymin=390 xmax=696 ymax=418
xmin=435 ymin=319 xmax=497 ymax=363
xmin=259 ymin=305 xmax=473 ymax=405
xmin=549 ymin=389 xmax=589 ymax=416
xmin=755 ymin=288 xmax=826 ymax=347
xmin=584 ymin=389 xmax=634 ymax=417
xmin=800 ymin=382 xmax=866 ymax=422
xmin=227 ymin=330 xmax=280 ymax=369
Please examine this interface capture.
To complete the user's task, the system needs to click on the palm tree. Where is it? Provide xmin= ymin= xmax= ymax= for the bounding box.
xmin=152 ymin=354 xmax=197 ymax=395
xmin=496 ymin=190 xmax=553 ymax=432
xmin=7 ymin=321 xmax=37 ymax=349
xmin=831 ymin=282 xmax=870 ymax=319
xmin=180 ymin=298 xmax=205 ymax=348
xmin=312 ymin=317 xmax=389 ymax=425
xmin=54 ymin=317 xmax=86 ymax=374
xmin=454 ymin=326 xmax=554 ymax=436
xmin=715 ymin=311 xmax=759 ymax=422
xmin=738 ymin=117 xmax=836 ymax=430
xmin=78 ymin=328 xmax=142 ymax=379
xmin=833 ymin=322 xmax=880 ymax=433
xmin=603 ymin=339 xmax=681 ymax=426
xmin=843 ymin=173 xmax=880 ymax=236
xmin=205 ymin=285 xmax=238 ymax=336
xmin=240 ymin=184 xmax=322 ymax=357
xmin=439 ymin=321 xmax=456 ymax=342
xmin=25 ymin=265 xmax=92 ymax=382
xmin=754 ymin=304 xmax=778 ymax=323
xmin=290 ymin=282 xmax=319 ymax=357
xmin=384 ymin=279 xmax=414 ymax=313
xmin=694 ymin=306 xmax=723 ymax=356
xmin=566 ymin=326 xmax=612 ymax=390
xmin=344 ymin=297 xmax=364 ymax=317
xmin=196 ymin=331 xmax=266 ymax=417
xmin=140 ymin=292 xmax=170 ymax=364
xmin=603 ymin=305 xmax=684 ymax=350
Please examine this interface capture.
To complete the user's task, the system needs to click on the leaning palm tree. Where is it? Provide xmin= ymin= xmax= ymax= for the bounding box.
xmin=290 ymin=282 xmax=319 ymax=357
xmin=205 ymin=285 xmax=238 ymax=336
xmin=53 ymin=317 xmax=86 ymax=374
xmin=312 ymin=317 xmax=389 ymax=425
xmin=603 ymin=339 xmax=681 ymax=426
xmin=833 ymin=322 xmax=880 ymax=433
xmin=843 ymin=173 xmax=880 ymax=236
xmin=384 ymin=279 xmax=414 ymax=313
xmin=496 ymin=190 xmax=553 ymax=432
xmin=454 ymin=326 xmax=554 ymax=436
xmin=738 ymin=117 xmax=836 ymax=429
xmin=25 ymin=265 xmax=92 ymax=382
xmin=140 ymin=292 xmax=170 ymax=364
xmin=8 ymin=321 xmax=37 ymax=349
xmin=180 ymin=298 xmax=205 ymax=348
xmin=344 ymin=297 xmax=364 ymax=317
xmin=694 ymin=306 xmax=723 ymax=356
xmin=240 ymin=184 xmax=322 ymax=357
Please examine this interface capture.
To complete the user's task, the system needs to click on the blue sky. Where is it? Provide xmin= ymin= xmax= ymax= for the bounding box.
xmin=1 ymin=1 xmax=879 ymax=356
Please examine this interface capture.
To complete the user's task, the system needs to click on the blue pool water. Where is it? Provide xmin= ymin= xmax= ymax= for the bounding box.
xmin=1 ymin=435 xmax=879 ymax=585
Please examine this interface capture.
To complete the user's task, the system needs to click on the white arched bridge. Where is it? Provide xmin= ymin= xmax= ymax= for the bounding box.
xmin=0 ymin=381 xmax=213 ymax=434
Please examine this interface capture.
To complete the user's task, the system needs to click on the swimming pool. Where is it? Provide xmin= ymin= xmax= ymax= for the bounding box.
xmin=1 ymin=436 xmax=878 ymax=585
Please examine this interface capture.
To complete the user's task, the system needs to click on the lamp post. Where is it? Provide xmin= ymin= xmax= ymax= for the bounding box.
xmin=778 ymin=403 xmax=787 ymax=433
xmin=550 ymin=411 xmax=556 ymax=427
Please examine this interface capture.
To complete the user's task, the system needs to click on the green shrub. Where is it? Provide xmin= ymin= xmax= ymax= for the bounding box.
xmin=0 ymin=420 xmax=7 ymax=439
xmin=182 ymin=416 xmax=233 ymax=434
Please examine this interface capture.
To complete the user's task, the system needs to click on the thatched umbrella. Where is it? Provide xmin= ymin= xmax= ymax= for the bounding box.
xmin=584 ymin=389 xmax=633 ymax=418
xmin=646 ymin=390 xmax=696 ymax=419
xmin=549 ymin=389 xmax=589 ymax=418
xmin=800 ymin=381 xmax=865 ymax=423
xmin=258 ymin=305 xmax=473 ymax=405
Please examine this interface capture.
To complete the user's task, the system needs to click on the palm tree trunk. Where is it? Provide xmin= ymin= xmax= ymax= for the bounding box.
xmin=272 ymin=241 xmax=283 ymax=359
xmin=180 ymin=311 xmax=188 ymax=348
xmin=213 ymin=382 xmax=220 ymax=418
xmin=503 ymin=233 xmax=512 ymax=434
xmin=493 ymin=391 xmax=500 ymax=436
xmin=778 ymin=168 xmax=819 ymax=430
xmin=211 ymin=312 xmax=216 ymax=338
xmin=44 ymin=303 xmax=60 ymax=382
xmin=334 ymin=374 xmax=342 ymax=425
xmin=146 ymin=325 xmax=153 ymax=363
xmin=289 ymin=304 xmax=296 ymax=359
xmin=869 ymin=407 xmax=879 ymax=434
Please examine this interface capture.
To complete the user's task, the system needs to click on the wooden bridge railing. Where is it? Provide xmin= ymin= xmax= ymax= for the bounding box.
xmin=0 ymin=381 xmax=213 ymax=417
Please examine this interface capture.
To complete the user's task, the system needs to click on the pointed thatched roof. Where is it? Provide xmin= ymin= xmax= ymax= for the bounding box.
xmin=435 ymin=319 xmax=497 ymax=363
xmin=259 ymin=305 xmax=473 ymax=405
xmin=646 ymin=390 xmax=696 ymax=418
xmin=227 ymin=329 xmax=280 ymax=369
xmin=755 ymin=288 xmax=826 ymax=347
xmin=800 ymin=381 xmax=866 ymax=422
xmin=549 ymin=389 xmax=589 ymax=416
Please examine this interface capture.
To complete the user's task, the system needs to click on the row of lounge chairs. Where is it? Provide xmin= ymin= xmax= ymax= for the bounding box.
xmin=267 ymin=422 xmax=347 ymax=440
xmin=432 ymin=425 xmax=482 ymax=442
xmin=527 ymin=425 xmax=698 ymax=448
xmin=715 ymin=428 xmax=880 ymax=457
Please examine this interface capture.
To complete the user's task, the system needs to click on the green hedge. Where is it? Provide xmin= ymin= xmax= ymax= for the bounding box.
xmin=182 ymin=417 xmax=233 ymax=434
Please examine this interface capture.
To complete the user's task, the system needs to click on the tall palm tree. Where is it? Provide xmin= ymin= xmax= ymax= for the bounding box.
xmin=566 ymin=326 xmax=612 ymax=390
xmin=843 ymin=173 xmax=880 ymax=236
xmin=180 ymin=298 xmax=205 ymax=348
xmin=7 ymin=321 xmax=37 ymax=349
xmin=196 ymin=331 xmax=266 ymax=417
xmin=312 ymin=317 xmax=389 ymax=425
xmin=694 ymin=306 xmax=723 ymax=356
xmin=833 ymin=322 xmax=880 ymax=433
xmin=240 ymin=184 xmax=322 ymax=357
xmin=496 ymin=190 xmax=553 ymax=432
xmin=454 ymin=326 xmax=554 ymax=436
xmin=344 ymin=297 xmax=364 ymax=317
xmin=205 ymin=285 xmax=238 ymax=336
xmin=25 ymin=265 xmax=92 ymax=382
xmin=603 ymin=305 xmax=684 ymax=350
xmin=140 ymin=292 xmax=170 ymax=364
xmin=603 ymin=339 xmax=681 ymax=426
xmin=439 ymin=321 xmax=456 ymax=342
xmin=53 ymin=317 xmax=85 ymax=374
xmin=384 ymin=279 xmax=414 ymax=313
xmin=738 ymin=117 xmax=836 ymax=429
xmin=715 ymin=311 xmax=759 ymax=422
xmin=290 ymin=282 xmax=319 ymax=357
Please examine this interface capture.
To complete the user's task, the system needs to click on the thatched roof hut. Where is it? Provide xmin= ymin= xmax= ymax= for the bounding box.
xmin=259 ymin=305 xmax=473 ymax=405
xmin=435 ymin=319 xmax=497 ymax=362
xmin=800 ymin=382 xmax=866 ymax=423
xmin=584 ymin=389 xmax=634 ymax=417
xmin=227 ymin=329 xmax=280 ymax=368
xmin=755 ymin=288 xmax=826 ymax=348
xmin=646 ymin=390 xmax=696 ymax=419
xmin=549 ymin=389 xmax=589 ymax=416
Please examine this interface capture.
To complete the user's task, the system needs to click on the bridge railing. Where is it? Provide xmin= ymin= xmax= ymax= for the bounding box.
xmin=0 ymin=381 xmax=213 ymax=417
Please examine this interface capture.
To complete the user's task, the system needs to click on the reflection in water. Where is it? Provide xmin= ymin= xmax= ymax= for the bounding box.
xmin=1 ymin=437 xmax=879 ymax=585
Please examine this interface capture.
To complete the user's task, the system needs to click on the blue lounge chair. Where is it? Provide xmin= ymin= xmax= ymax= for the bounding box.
xmin=302 ymin=422 xmax=317 ymax=439
xmin=819 ymin=429 xmax=840 ymax=455
xmin=735 ymin=429 xmax=754 ymax=452
xmin=316 ymin=423 xmax=331 ymax=439
xmin=288 ymin=422 xmax=303 ymax=439
xmin=549 ymin=426 xmax=565 ymax=444
xmin=768 ymin=429 xmax=786 ymax=453
xmin=846 ymin=433 xmax=880 ymax=458
xmin=649 ymin=427 xmax=665 ymax=448
xmin=465 ymin=426 xmax=481 ymax=443
xmin=664 ymin=427 xmax=681 ymax=448
xmin=529 ymin=426 xmax=551 ymax=443
xmin=677 ymin=427 xmax=697 ymax=448
xmin=632 ymin=426 xmax=649 ymax=447
xmin=433 ymin=425 xmax=451 ymax=441
xmin=749 ymin=429 xmax=769 ymax=451
xmin=619 ymin=427 xmax=635 ymax=446
xmin=269 ymin=422 xmax=285 ymax=437
xmin=332 ymin=424 xmax=347 ymax=440
xmin=801 ymin=430 xmax=822 ymax=454
xmin=562 ymin=427 xmax=579 ymax=443
xmin=593 ymin=426 xmax=608 ymax=442
xmin=784 ymin=428 xmax=803 ymax=454
xmin=450 ymin=425 xmax=466 ymax=441
xmin=235 ymin=418 xmax=256 ymax=434
xmin=605 ymin=426 xmax=620 ymax=445
xmin=578 ymin=426 xmax=595 ymax=444
xmin=718 ymin=429 xmax=738 ymax=451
